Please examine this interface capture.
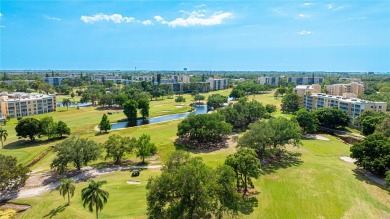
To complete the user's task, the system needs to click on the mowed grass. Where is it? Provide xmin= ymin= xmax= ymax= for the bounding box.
xmin=14 ymin=135 xmax=390 ymax=218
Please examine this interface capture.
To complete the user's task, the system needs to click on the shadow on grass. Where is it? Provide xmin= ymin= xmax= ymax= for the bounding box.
xmin=44 ymin=203 xmax=68 ymax=218
xmin=352 ymin=169 xmax=389 ymax=193
xmin=3 ymin=137 xmax=66 ymax=150
xmin=261 ymin=150 xmax=303 ymax=175
xmin=94 ymin=132 xmax=110 ymax=136
xmin=173 ymin=138 xmax=229 ymax=154
xmin=239 ymin=191 xmax=259 ymax=215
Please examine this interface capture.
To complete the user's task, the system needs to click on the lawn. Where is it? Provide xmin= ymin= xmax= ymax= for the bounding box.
xmin=14 ymin=135 xmax=390 ymax=218
xmin=6 ymin=88 xmax=390 ymax=218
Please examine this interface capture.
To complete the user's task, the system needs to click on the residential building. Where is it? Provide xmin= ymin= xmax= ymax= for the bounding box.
xmin=0 ymin=92 xmax=56 ymax=118
xmin=294 ymin=84 xmax=321 ymax=96
xmin=44 ymin=77 xmax=66 ymax=86
xmin=131 ymin=75 xmax=154 ymax=82
xmin=287 ymin=76 xmax=324 ymax=85
xmin=207 ymin=78 xmax=228 ymax=90
xmin=170 ymin=75 xmax=191 ymax=83
xmin=257 ymin=76 xmax=280 ymax=85
xmin=338 ymin=78 xmax=362 ymax=83
xmin=325 ymin=82 xmax=364 ymax=96
xmin=303 ymin=93 xmax=387 ymax=119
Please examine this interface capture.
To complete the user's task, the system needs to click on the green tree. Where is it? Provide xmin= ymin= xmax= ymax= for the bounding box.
xmin=0 ymin=128 xmax=8 ymax=148
xmin=15 ymin=118 xmax=42 ymax=141
xmin=194 ymin=94 xmax=205 ymax=103
xmin=265 ymin=104 xmax=277 ymax=114
xmin=146 ymin=152 xmax=240 ymax=219
xmin=136 ymin=134 xmax=157 ymax=163
xmin=40 ymin=117 xmax=57 ymax=139
xmin=386 ymin=171 xmax=390 ymax=188
xmin=81 ymin=180 xmax=109 ymax=219
xmin=375 ymin=117 xmax=390 ymax=137
xmin=104 ymin=134 xmax=136 ymax=165
xmin=123 ymin=100 xmax=138 ymax=123
xmin=239 ymin=117 xmax=301 ymax=155
xmin=137 ymin=98 xmax=150 ymax=119
xmin=313 ymin=107 xmax=350 ymax=129
xmin=225 ymin=148 xmax=261 ymax=195
xmin=361 ymin=116 xmax=382 ymax=136
xmin=294 ymin=108 xmax=319 ymax=134
xmin=56 ymin=178 xmax=75 ymax=205
xmin=56 ymin=120 xmax=71 ymax=137
xmin=281 ymin=93 xmax=300 ymax=113
xmin=350 ymin=134 xmax=390 ymax=176
xmin=98 ymin=114 xmax=111 ymax=133
xmin=51 ymin=137 xmax=101 ymax=173
xmin=177 ymin=113 xmax=232 ymax=144
xmin=0 ymin=154 xmax=30 ymax=190
xmin=62 ymin=98 xmax=72 ymax=111
xmin=229 ymin=88 xmax=245 ymax=100
xmin=277 ymin=86 xmax=286 ymax=97
xmin=207 ymin=94 xmax=227 ymax=109
xmin=175 ymin=96 xmax=186 ymax=103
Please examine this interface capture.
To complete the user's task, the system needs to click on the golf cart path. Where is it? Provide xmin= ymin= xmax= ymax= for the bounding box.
xmin=0 ymin=165 xmax=162 ymax=201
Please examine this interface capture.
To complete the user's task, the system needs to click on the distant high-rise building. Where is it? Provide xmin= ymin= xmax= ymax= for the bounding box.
xmin=207 ymin=78 xmax=228 ymax=90
xmin=325 ymin=82 xmax=364 ymax=96
xmin=294 ymin=84 xmax=321 ymax=96
xmin=257 ymin=76 xmax=280 ymax=85
xmin=287 ymin=76 xmax=324 ymax=85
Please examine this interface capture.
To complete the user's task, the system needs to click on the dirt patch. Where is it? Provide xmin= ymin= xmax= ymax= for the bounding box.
xmin=127 ymin=180 xmax=141 ymax=185
xmin=175 ymin=105 xmax=184 ymax=108
xmin=0 ymin=203 xmax=31 ymax=212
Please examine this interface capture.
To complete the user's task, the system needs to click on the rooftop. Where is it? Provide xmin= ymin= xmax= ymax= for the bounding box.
xmin=308 ymin=93 xmax=386 ymax=104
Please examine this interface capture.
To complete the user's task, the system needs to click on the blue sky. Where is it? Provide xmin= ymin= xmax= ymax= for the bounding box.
xmin=0 ymin=0 xmax=389 ymax=71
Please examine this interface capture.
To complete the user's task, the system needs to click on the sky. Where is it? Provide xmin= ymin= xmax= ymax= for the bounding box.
xmin=0 ymin=0 xmax=389 ymax=72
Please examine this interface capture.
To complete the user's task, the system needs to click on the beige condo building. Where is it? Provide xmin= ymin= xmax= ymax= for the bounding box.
xmin=0 ymin=92 xmax=56 ymax=118
xmin=325 ymin=82 xmax=364 ymax=96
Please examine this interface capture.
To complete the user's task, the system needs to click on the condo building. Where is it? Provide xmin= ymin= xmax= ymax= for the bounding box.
xmin=287 ymin=76 xmax=324 ymax=85
xmin=303 ymin=93 xmax=387 ymax=119
xmin=0 ymin=92 xmax=56 ymax=118
xmin=294 ymin=84 xmax=321 ymax=96
xmin=257 ymin=76 xmax=280 ymax=85
xmin=207 ymin=78 xmax=229 ymax=90
xmin=325 ymin=82 xmax=364 ymax=96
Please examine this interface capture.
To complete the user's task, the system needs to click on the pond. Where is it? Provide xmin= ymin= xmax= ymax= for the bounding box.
xmin=111 ymin=105 xmax=208 ymax=130
xmin=57 ymin=102 xmax=93 ymax=107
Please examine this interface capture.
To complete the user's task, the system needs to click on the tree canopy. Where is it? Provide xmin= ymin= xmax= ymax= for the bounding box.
xmin=0 ymin=154 xmax=30 ymax=191
xmin=207 ymin=94 xmax=228 ymax=109
xmin=51 ymin=137 xmax=101 ymax=173
xmin=294 ymin=108 xmax=319 ymax=134
xmin=238 ymin=117 xmax=301 ymax=155
xmin=281 ymin=93 xmax=300 ymax=114
xmin=177 ymin=113 xmax=232 ymax=144
xmin=104 ymin=134 xmax=136 ymax=165
xmin=99 ymin=114 xmax=111 ymax=133
xmin=313 ymin=107 xmax=350 ymax=129
xmin=146 ymin=151 xmax=241 ymax=219
xmin=15 ymin=118 xmax=42 ymax=141
xmin=350 ymin=134 xmax=390 ymax=176
xmin=123 ymin=100 xmax=138 ymax=123
xmin=136 ymin=134 xmax=157 ymax=163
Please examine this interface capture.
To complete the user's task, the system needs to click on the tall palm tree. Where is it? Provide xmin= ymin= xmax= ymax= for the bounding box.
xmin=62 ymin=98 xmax=71 ymax=111
xmin=56 ymin=178 xmax=75 ymax=205
xmin=0 ymin=129 xmax=8 ymax=148
xmin=81 ymin=180 xmax=109 ymax=219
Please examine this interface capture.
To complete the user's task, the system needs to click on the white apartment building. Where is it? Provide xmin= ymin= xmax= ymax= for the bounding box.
xmin=287 ymin=76 xmax=324 ymax=85
xmin=257 ymin=76 xmax=280 ymax=85
xmin=325 ymin=82 xmax=364 ymax=96
xmin=207 ymin=78 xmax=229 ymax=90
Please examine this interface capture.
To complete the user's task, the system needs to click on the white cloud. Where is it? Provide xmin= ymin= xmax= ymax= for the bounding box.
xmin=141 ymin=20 xmax=153 ymax=25
xmin=0 ymin=13 xmax=2 ymax=17
xmin=297 ymin=13 xmax=311 ymax=18
xmin=81 ymin=13 xmax=136 ymax=24
xmin=154 ymin=11 xmax=233 ymax=27
xmin=326 ymin=4 xmax=346 ymax=11
xmin=44 ymin=15 xmax=62 ymax=21
xmin=298 ymin=30 xmax=312 ymax=35
xmin=303 ymin=3 xmax=312 ymax=7
xmin=81 ymin=13 xmax=152 ymax=25
xmin=0 ymin=25 xmax=5 ymax=28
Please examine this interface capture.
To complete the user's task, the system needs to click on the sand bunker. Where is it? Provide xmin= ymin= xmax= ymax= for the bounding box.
xmin=127 ymin=180 xmax=141 ymax=185
xmin=303 ymin=134 xmax=330 ymax=141
xmin=340 ymin=156 xmax=356 ymax=163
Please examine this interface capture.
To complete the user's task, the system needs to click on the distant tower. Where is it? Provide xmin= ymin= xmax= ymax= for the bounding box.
xmin=312 ymin=73 xmax=315 ymax=84
xmin=183 ymin=68 xmax=187 ymax=74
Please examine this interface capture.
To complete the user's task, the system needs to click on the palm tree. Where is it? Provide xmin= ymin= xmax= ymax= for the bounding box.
xmin=56 ymin=178 xmax=75 ymax=205
xmin=0 ymin=129 xmax=8 ymax=148
xmin=81 ymin=180 xmax=109 ymax=219
xmin=62 ymin=98 xmax=71 ymax=111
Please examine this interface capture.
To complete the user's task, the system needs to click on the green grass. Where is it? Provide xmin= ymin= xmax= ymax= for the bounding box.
xmin=14 ymin=135 xmax=390 ymax=218
xmin=5 ymin=88 xmax=390 ymax=218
